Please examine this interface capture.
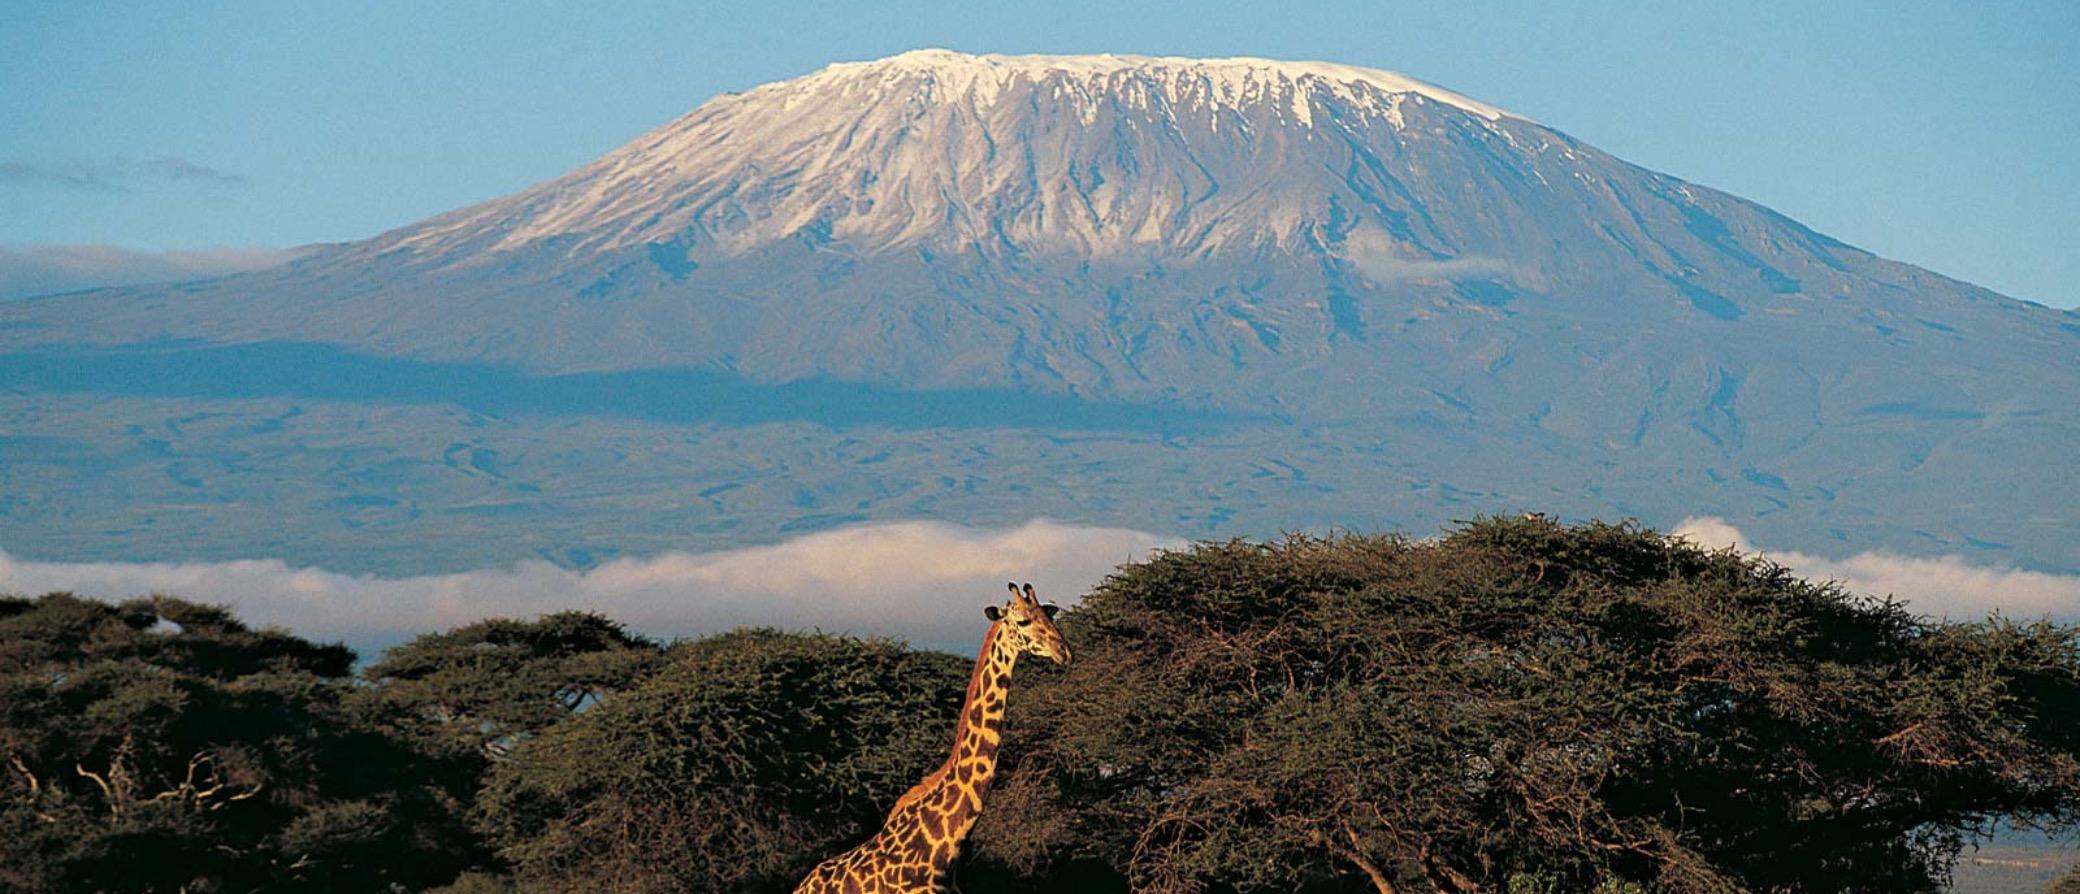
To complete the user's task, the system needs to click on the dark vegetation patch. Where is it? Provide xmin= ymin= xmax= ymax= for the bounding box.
xmin=3 ymin=516 xmax=2075 ymax=893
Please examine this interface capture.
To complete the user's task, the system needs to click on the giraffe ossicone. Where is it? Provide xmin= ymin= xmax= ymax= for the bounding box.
xmin=791 ymin=581 xmax=1071 ymax=894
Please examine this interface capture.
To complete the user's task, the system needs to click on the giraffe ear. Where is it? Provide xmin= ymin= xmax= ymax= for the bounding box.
xmin=1041 ymin=603 xmax=1060 ymax=620
xmin=984 ymin=604 xmax=1005 ymax=621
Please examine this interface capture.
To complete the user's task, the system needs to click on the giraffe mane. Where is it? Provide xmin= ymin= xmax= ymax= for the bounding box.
xmin=887 ymin=764 xmax=951 ymax=815
xmin=888 ymin=616 xmax=1002 ymax=818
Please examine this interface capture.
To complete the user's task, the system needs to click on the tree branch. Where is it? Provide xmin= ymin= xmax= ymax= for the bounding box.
xmin=1332 ymin=821 xmax=1401 ymax=894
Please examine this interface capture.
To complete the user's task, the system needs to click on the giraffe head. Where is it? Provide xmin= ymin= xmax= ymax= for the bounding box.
xmin=984 ymin=582 xmax=1072 ymax=666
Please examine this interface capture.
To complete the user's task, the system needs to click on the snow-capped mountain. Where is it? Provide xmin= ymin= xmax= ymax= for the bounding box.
xmin=368 ymin=49 xmax=1523 ymax=261
xmin=1 ymin=50 xmax=2074 ymax=575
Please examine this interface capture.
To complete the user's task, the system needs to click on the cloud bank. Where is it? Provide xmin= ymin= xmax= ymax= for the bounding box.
xmin=5 ymin=517 xmax=2066 ymax=655
xmin=1672 ymin=517 xmax=2080 ymax=621
xmin=0 ymin=520 xmax=1182 ymax=649
xmin=0 ymin=157 xmax=243 ymax=190
xmin=0 ymin=244 xmax=306 ymax=300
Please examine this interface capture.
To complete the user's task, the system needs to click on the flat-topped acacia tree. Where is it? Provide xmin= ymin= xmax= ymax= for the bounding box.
xmin=973 ymin=517 xmax=2080 ymax=893
xmin=0 ymin=594 xmax=484 ymax=893
xmin=353 ymin=611 xmax=665 ymax=760
xmin=473 ymin=629 xmax=972 ymax=894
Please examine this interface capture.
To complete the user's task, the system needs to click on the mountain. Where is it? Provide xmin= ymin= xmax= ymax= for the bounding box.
xmin=2 ymin=50 xmax=2074 ymax=575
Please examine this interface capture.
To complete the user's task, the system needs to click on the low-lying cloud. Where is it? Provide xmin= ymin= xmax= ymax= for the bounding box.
xmin=6 ymin=517 xmax=2066 ymax=656
xmin=1673 ymin=517 xmax=2080 ymax=621
xmin=0 ymin=244 xmax=306 ymax=300
xmin=0 ymin=520 xmax=1182 ymax=650
xmin=0 ymin=157 xmax=243 ymax=191
xmin=1335 ymin=229 xmax=1535 ymax=288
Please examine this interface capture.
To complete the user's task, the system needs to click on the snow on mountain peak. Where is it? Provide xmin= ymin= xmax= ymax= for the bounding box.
xmin=381 ymin=49 xmax=1538 ymax=260
xmin=780 ymin=48 xmax=1521 ymax=124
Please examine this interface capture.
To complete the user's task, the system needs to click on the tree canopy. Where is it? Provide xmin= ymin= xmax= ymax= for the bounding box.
xmin=973 ymin=518 xmax=2080 ymax=893
xmin=0 ymin=593 xmax=482 ymax=893
xmin=354 ymin=610 xmax=664 ymax=759
xmin=474 ymin=628 xmax=971 ymax=894
xmin=6 ymin=517 xmax=2077 ymax=893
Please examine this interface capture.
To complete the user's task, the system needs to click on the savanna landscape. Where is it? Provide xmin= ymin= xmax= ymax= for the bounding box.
xmin=4 ymin=3 xmax=2076 ymax=891
xmin=5 ymin=519 xmax=2077 ymax=891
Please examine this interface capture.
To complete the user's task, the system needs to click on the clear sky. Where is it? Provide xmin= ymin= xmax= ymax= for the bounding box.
xmin=2 ymin=0 xmax=2074 ymax=307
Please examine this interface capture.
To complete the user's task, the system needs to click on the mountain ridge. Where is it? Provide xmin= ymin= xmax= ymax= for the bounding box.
xmin=0 ymin=49 xmax=2073 ymax=575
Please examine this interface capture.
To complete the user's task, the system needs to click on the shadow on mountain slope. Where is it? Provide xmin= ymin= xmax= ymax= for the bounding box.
xmin=0 ymin=341 xmax=1253 ymax=435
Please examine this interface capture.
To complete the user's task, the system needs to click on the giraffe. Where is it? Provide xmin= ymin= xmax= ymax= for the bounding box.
xmin=792 ymin=581 xmax=1072 ymax=894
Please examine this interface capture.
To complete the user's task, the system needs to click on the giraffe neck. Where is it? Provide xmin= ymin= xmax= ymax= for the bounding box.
xmin=907 ymin=620 xmax=1019 ymax=848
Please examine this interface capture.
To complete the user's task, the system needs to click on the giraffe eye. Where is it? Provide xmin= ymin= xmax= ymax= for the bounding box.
xmin=1015 ymin=618 xmax=1032 ymax=627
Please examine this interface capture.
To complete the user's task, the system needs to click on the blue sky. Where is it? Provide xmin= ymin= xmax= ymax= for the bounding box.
xmin=2 ymin=0 xmax=2074 ymax=307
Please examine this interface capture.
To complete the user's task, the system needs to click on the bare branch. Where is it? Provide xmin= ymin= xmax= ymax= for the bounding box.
xmin=75 ymin=763 xmax=119 ymax=817
xmin=7 ymin=753 xmax=38 ymax=796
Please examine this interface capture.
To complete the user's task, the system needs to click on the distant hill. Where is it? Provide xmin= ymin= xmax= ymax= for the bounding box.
xmin=2 ymin=50 xmax=2073 ymax=573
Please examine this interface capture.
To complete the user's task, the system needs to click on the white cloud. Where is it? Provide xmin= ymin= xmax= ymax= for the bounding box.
xmin=0 ymin=157 xmax=243 ymax=190
xmin=1336 ymin=227 xmax=1528 ymax=287
xmin=1672 ymin=517 xmax=2080 ymax=621
xmin=10 ymin=516 xmax=2059 ymax=653
xmin=1347 ymin=253 xmax=1516 ymax=284
xmin=0 ymin=520 xmax=1182 ymax=648
xmin=0 ymin=244 xmax=308 ymax=300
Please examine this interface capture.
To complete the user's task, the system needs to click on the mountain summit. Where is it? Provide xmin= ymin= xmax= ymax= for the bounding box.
xmin=368 ymin=49 xmax=1525 ymax=263
xmin=2 ymin=50 xmax=2074 ymax=574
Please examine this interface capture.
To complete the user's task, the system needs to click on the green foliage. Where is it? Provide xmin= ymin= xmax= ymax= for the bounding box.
xmin=0 ymin=591 xmax=352 ymax=679
xmin=0 ymin=593 xmax=482 ymax=893
xmin=8 ymin=517 xmax=2077 ymax=893
xmin=354 ymin=611 xmax=664 ymax=759
xmin=474 ymin=628 xmax=970 ymax=894
xmin=974 ymin=517 xmax=2080 ymax=893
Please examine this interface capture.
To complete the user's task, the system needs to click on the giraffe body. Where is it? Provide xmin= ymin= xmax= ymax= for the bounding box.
xmin=793 ymin=583 xmax=1068 ymax=894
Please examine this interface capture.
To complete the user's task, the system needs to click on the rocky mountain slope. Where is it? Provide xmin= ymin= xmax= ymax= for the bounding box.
xmin=2 ymin=50 xmax=2074 ymax=574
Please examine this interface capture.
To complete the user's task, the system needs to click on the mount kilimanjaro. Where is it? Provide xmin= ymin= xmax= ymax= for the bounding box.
xmin=3 ymin=50 xmax=2074 ymax=575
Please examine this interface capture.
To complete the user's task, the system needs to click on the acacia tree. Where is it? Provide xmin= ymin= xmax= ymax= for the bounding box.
xmin=352 ymin=611 xmax=665 ymax=760
xmin=475 ymin=629 xmax=970 ymax=894
xmin=0 ymin=593 xmax=484 ymax=893
xmin=972 ymin=518 xmax=2080 ymax=893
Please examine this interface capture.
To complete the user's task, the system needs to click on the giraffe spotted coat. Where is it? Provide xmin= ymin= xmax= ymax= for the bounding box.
xmin=792 ymin=583 xmax=1069 ymax=894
